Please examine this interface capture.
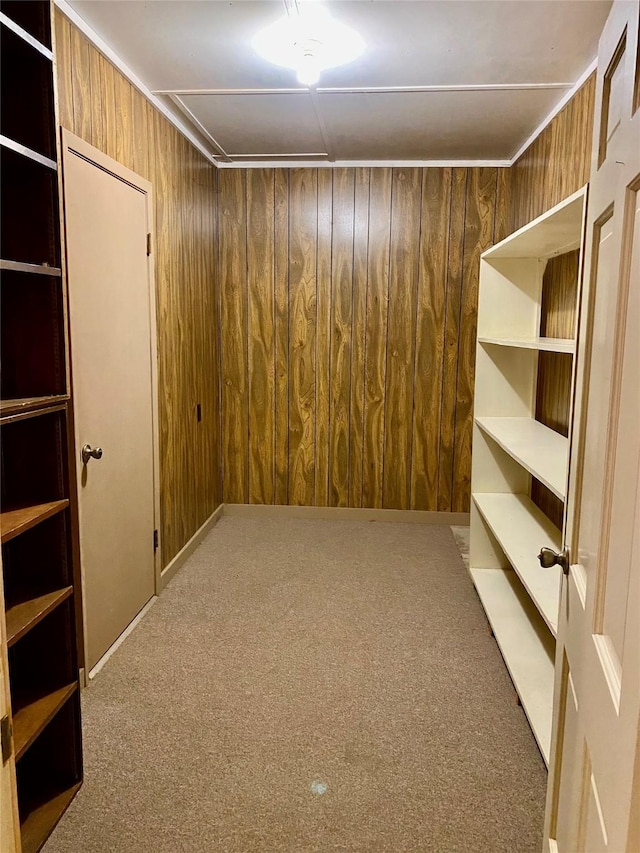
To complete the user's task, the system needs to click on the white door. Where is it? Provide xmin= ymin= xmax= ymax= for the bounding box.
xmin=62 ymin=132 xmax=158 ymax=673
xmin=544 ymin=2 xmax=640 ymax=850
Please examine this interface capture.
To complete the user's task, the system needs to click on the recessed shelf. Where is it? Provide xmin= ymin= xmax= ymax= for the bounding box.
xmin=0 ymin=135 xmax=56 ymax=170
xmin=0 ymin=259 xmax=61 ymax=276
xmin=475 ymin=417 xmax=568 ymax=501
xmin=478 ymin=336 xmax=575 ymax=354
xmin=1 ymin=501 xmax=69 ymax=544
xmin=20 ymin=782 xmax=82 ymax=853
xmin=0 ymin=12 xmax=52 ymax=59
xmin=473 ymin=492 xmax=562 ymax=635
xmin=6 ymin=587 xmax=73 ymax=647
xmin=13 ymin=682 xmax=77 ymax=761
xmin=0 ymin=397 xmax=69 ymax=417
xmin=470 ymin=567 xmax=555 ymax=765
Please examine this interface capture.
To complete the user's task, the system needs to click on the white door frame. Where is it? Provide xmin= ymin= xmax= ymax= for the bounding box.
xmin=60 ymin=129 xmax=162 ymax=672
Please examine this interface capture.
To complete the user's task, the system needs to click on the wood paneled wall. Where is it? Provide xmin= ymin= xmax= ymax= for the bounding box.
xmin=54 ymin=12 xmax=221 ymax=567
xmin=509 ymin=78 xmax=596 ymax=530
xmin=218 ymin=167 xmax=505 ymax=512
xmin=510 ymin=74 xmax=596 ymax=233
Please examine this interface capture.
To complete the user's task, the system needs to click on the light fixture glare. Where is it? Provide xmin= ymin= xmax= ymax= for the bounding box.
xmin=252 ymin=4 xmax=364 ymax=87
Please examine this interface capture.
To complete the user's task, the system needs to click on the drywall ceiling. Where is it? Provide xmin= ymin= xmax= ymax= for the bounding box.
xmin=65 ymin=0 xmax=611 ymax=165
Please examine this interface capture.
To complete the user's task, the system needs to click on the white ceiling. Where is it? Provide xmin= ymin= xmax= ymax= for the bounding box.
xmin=66 ymin=0 xmax=612 ymax=165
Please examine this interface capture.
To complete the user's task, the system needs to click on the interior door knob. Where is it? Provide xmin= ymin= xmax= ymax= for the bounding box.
xmin=538 ymin=546 xmax=570 ymax=575
xmin=81 ymin=444 xmax=103 ymax=465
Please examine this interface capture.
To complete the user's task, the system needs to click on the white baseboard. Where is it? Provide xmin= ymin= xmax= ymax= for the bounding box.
xmin=223 ymin=503 xmax=470 ymax=525
xmin=87 ymin=596 xmax=157 ymax=681
xmin=159 ymin=503 xmax=224 ymax=591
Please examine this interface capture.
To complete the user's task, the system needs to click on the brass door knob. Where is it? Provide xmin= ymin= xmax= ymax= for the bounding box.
xmin=81 ymin=444 xmax=103 ymax=465
xmin=538 ymin=546 xmax=570 ymax=575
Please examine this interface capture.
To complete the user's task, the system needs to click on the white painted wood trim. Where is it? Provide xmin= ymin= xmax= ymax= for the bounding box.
xmin=87 ymin=596 xmax=157 ymax=680
xmin=53 ymin=0 xmax=217 ymax=163
xmin=510 ymin=58 xmax=598 ymax=163
xmin=0 ymin=11 xmax=53 ymax=59
xmin=159 ymin=504 xmax=225 ymax=590
xmin=51 ymin=4 xmax=596 ymax=170
xmin=217 ymin=159 xmax=512 ymax=169
xmin=223 ymin=504 xmax=470 ymax=525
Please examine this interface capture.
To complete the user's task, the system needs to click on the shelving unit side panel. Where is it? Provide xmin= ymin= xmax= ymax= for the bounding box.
xmin=470 ymin=422 xmax=531 ymax=495
xmin=477 ymin=257 xmax=543 ymax=340
xmin=474 ymin=344 xmax=537 ymax=419
xmin=470 ymin=501 xmax=511 ymax=570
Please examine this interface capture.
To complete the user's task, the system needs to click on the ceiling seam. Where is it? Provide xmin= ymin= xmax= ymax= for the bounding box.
xmin=54 ymin=0 xmax=600 ymax=171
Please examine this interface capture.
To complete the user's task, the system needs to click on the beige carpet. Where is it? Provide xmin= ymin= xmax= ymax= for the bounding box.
xmin=44 ymin=517 xmax=546 ymax=852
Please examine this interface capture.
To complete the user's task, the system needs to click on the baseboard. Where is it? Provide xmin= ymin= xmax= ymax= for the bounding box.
xmin=159 ymin=503 xmax=224 ymax=591
xmin=87 ymin=595 xmax=157 ymax=681
xmin=223 ymin=503 xmax=470 ymax=525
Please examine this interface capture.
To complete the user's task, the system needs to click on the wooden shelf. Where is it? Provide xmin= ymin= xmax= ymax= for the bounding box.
xmin=475 ymin=416 xmax=568 ymax=501
xmin=1 ymin=500 xmax=69 ymax=544
xmin=0 ymin=135 xmax=57 ymax=171
xmin=482 ymin=187 xmax=587 ymax=260
xmin=0 ymin=12 xmax=53 ymax=60
xmin=20 ymin=782 xmax=82 ymax=853
xmin=0 ymin=396 xmax=69 ymax=417
xmin=470 ymin=567 xmax=555 ymax=764
xmin=478 ymin=336 xmax=575 ymax=354
xmin=473 ymin=493 xmax=562 ymax=635
xmin=13 ymin=682 xmax=77 ymax=761
xmin=6 ymin=587 xmax=73 ymax=647
xmin=0 ymin=259 xmax=61 ymax=276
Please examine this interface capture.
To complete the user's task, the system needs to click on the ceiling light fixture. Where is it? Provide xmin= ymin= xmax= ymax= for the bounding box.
xmin=252 ymin=2 xmax=365 ymax=88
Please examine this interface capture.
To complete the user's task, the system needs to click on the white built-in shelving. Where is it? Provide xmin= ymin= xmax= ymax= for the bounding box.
xmin=469 ymin=186 xmax=587 ymax=765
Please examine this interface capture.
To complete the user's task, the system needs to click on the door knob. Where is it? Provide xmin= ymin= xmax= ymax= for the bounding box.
xmin=538 ymin=546 xmax=570 ymax=575
xmin=81 ymin=444 xmax=103 ymax=465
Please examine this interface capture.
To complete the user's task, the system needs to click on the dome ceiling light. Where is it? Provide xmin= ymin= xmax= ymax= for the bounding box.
xmin=252 ymin=2 xmax=365 ymax=87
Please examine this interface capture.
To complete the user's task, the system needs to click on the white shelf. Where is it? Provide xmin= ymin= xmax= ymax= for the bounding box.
xmin=478 ymin=336 xmax=575 ymax=354
xmin=475 ymin=417 xmax=568 ymax=500
xmin=482 ymin=187 xmax=587 ymax=260
xmin=470 ymin=567 xmax=555 ymax=764
xmin=473 ymin=492 xmax=562 ymax=635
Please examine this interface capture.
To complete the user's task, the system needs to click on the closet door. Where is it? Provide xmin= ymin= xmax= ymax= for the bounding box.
xmin=544 ymin=2 xmax=640 ymax=850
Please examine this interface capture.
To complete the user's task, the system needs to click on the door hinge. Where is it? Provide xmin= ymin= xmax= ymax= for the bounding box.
xmin=153 ymin=529 xmax=159 ymax=552
xmin=146 ymin=232 xmax=152 ymax=256
xmin=1 ymin=715 xmax=12 ymax=764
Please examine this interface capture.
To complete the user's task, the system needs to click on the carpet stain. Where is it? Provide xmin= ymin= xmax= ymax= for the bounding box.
xmin=311 ymin=781 xmax=328 ymax=795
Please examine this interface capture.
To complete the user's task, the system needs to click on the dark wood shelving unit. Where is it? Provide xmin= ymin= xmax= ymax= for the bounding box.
xmin=1 ymin=1 xmax=83 ymax=848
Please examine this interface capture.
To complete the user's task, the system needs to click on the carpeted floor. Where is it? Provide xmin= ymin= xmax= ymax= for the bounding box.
xmin=44 ymin=517 xmax=546 ymax=853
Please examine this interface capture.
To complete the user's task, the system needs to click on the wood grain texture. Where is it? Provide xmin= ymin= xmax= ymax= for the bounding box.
xmin=54 ymin=11 xmax=220 ymax=566
xmin=510 ymin=74 xmax=596 ymax=233
xmin=247 ymin=169 xmax=275 ymax=504
xmin=411 ymin=169 xmax=451 ymax=511
xmin=329 ymin=168 xmax=355 ymax=506
xmin=508 ymin=78 xmax=595 ymax=530
xmin=383 ymin=168 xmax=422 ymax=509
xmin=219 ymin=167 xmax=502 ymax=511
xmin=288 ymin=169 xmax=317 ymax=506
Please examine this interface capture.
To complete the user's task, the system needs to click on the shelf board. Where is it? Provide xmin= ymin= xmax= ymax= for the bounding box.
xmin=13 ymin=682 xmax=78 ymax=761
xmin=1 ymin=501 xmax=69 ymax=544
xmin=482 ymin=186 xmax=587 ymax=260
xmin=473 ymin=493 xmax=562 ymax=635
xmin=478 ymin=336 xmax=575 ymax=354
xmin=0 ymin=396 xmax=69 ymax=416
xmin=20 ymin=782 xmax=82 ymax=853
xmin=0 ymin=259 xmax=62 ymax=277
xmin=475 ymin=417 xmax=568 ymax=500
xmin=0 ymin=12 xmax=53 ymax=60
xmin=0 ymin=135 xmax=57 ymax=170
xmin=6 ymin=587 xmax=73 ymax=647
xmin=470 ymin=567 xmax=555 ymax=764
